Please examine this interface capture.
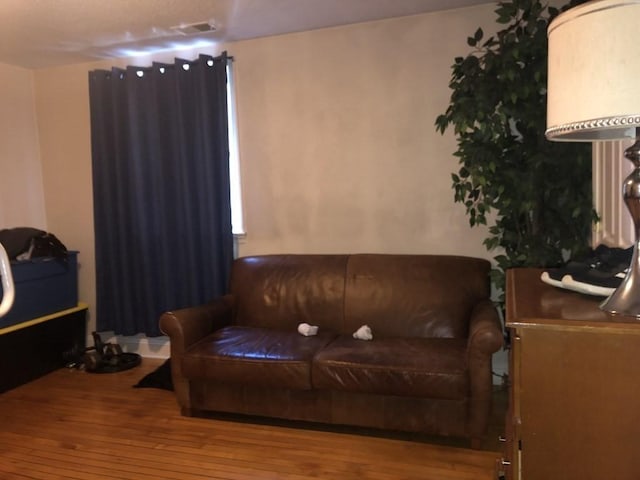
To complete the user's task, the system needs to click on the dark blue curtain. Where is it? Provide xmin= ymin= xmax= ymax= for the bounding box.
xmin=88 ymin=52 xmax=233 ymax=337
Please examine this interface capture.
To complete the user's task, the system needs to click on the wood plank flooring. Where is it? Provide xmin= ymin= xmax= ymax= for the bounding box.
xmin=0 ymin=358 xmax=501 ymax=480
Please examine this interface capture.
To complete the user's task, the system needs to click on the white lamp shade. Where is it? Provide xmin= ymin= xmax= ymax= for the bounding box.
xmin=546 ymin=0 xmax=640 ymax=141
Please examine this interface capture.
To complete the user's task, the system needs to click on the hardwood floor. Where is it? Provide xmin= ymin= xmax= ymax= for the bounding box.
xmin=0 ymin=358 xmax=501 ymax=479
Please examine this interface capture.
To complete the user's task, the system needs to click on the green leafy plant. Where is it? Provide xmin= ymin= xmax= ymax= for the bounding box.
xmin=435 ymin=0 xmax=596 ymax=297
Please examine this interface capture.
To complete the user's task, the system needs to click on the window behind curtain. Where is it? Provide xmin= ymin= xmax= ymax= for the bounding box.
xmin=227 ymin=62 xmax=244 ymax=237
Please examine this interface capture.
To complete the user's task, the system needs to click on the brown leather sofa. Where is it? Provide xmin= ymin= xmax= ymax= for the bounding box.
xmin=160 ymin=254 xmax=503 ymax=447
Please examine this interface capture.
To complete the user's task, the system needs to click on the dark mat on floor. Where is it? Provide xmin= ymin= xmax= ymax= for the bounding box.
xmin=133 ymin=358 xmax=173 ymax=391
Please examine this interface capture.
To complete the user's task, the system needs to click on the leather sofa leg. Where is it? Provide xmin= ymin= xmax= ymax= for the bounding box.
xmin=181 ymin=407 xmax=197 ymax=417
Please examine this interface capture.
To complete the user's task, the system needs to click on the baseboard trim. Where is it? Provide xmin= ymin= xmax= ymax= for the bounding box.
xmin=492 ymin=348 xmax=508 ymax=385
xmin=99 ymin=333 xmax=169 ymax=359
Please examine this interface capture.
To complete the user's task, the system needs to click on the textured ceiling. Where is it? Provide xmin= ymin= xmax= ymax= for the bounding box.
xmin=0 ymin=0 xmax=491 ymax=69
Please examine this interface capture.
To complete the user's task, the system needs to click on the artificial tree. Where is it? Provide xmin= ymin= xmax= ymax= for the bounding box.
xmin=435 ymin=0 xmax=596 ymax=297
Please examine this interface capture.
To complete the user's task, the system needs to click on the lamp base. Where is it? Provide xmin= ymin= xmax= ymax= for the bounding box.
xmin=600 ymin=137 xmax=640 ymax=317
xmin=600 ymin=242 xmax=640 ymax=316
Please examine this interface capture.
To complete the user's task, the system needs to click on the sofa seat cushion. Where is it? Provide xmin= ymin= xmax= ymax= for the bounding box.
xmin=181 ymin=326 xmax=337 ymax=390
xmin=312 ymin=336 xmax=468 ymax=399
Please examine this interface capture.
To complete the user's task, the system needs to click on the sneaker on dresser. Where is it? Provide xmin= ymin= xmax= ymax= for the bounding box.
xmin=562 ymin=266 xmax=628 ymax=296
xmin=540 ymin=245 xmax=614 ymax=289
xmin=540 ymin=245 xmax=632 ymax=297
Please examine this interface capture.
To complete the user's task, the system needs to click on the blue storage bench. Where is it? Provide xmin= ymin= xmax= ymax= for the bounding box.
xmin=0 ymin=251 xmax=78 ymax=330
xmin=0 ymin=304 xmax=87 ymax=392
xmin=0 ymin=251 xmax=84 ymax=392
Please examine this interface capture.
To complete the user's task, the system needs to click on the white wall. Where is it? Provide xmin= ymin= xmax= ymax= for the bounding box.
xmin=0 ymin=63 xmax=46 ymax=229
xmin=232 ymin=9 xmax=494 ymax=257
xmin=23 ymin=5 xmax=500 ymax=357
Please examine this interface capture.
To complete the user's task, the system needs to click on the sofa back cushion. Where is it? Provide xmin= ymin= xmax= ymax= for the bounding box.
xmin=229 ymin=255 xmax=348 ymax=332
xmin=344 ymin=254 xmax=490 ymax=339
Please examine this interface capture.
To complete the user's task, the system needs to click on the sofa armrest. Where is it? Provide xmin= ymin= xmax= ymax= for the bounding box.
xmin=159 ymin=294 xmax=235 ymax=355
xmin=159 ymin=294 xmax=234 ymax=412
xmin=467 ymin=299 xmax=504 ymax=355
xmin=466 ymin=299 xmax=504 ymax=444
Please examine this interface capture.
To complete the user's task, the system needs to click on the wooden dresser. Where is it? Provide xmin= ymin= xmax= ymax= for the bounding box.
xmin=502 ymin=268 xmax=640 ymax=480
